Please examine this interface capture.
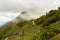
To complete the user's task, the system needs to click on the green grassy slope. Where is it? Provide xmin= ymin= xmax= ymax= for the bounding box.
xmin=0 ymin=7 xmax=60 ymax=40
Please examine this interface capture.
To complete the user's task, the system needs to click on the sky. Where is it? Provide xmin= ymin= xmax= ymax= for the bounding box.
xmin=0 ymin=0 xmax=60 ymax=26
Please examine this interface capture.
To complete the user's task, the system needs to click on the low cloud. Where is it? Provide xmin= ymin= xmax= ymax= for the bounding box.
xmin=0 ymin=0 xmax=60 ymax=25
xmin=0 ymin=16 xmax=11 ymax=25
xmin=0 ymin=0 xmax=55 ymax=12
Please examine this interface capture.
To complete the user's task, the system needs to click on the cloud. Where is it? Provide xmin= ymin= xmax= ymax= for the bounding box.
xmin=0 ymin=12 xmax=20 ymax=26
xmin=0 ymin=16 xmax=11 ymax=21
xmin=0 ymin=12 xmax=20 ymax=19
xmin=0 ymin=16 xmax=11 ymax=26
xmin=0 ymin=0 xmax=60 ymax=25
xmin=0 ymin=0 xmax=54 ymax=12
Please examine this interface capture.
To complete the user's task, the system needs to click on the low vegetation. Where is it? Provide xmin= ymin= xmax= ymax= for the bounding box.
xmin=0 ymin=7 xmax=60 ymax=40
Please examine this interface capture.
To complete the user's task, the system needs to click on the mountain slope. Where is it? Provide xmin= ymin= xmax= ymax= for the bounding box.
xmin=0 ymin=7 xmax=60 ymax=40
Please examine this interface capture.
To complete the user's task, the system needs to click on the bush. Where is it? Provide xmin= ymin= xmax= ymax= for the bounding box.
xmin=39 ymin=29 xmax=56 ymax=40
xmin=46 ymin=10 xmax=57 ymax=17
xmin=35 ymin=15 xmax=47 ymax=25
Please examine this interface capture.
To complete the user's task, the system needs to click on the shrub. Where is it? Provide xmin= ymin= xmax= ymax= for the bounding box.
xmin=35 ymin=15 xmax=47 ymax=25
xmin=39 ymin=29 xmax=56 ymax=40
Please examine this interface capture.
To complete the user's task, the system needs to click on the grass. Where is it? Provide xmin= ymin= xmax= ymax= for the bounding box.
xmin=1 ymin=7 xmax=60 ymax=40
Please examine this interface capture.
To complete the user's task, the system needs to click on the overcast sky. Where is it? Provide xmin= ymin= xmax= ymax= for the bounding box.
xmin=0 ymin=0 xmax=60 ymax=26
